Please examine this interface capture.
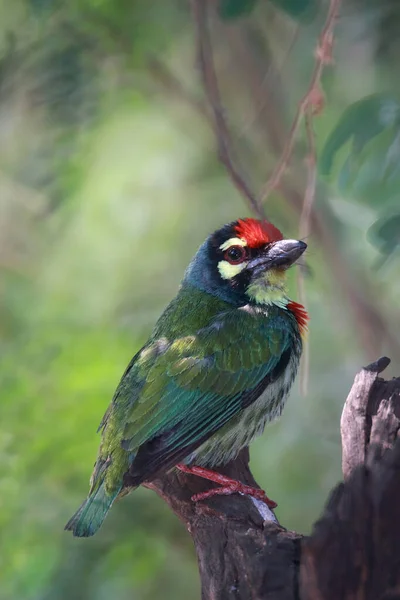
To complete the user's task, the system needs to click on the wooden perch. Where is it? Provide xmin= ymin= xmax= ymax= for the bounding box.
xmin=144 ymin=357 xmax=400 ymax=599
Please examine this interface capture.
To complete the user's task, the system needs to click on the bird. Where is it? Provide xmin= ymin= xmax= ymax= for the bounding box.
xmin=65 ymin=218 xmax=308 ymax=537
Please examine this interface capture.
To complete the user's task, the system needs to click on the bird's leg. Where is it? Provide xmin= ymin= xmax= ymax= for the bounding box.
xmin=176 ymin=464 xmax=277 ymax=509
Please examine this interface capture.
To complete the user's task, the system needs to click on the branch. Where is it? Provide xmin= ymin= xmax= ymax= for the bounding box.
xmin=301 ymin=357 xmax=400 ymax=600
xmin=145 ymin=448 xmax=301 ymax=600
xmin=340 ymin=355 xmax=394 ymax=478
xmin=144 ymin=358 xmax=400 ymax=599
xmin=190 ymin=0 xmax=264 ymax=219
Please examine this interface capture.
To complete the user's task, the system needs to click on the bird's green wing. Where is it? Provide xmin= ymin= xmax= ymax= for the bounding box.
xmin=121 ymin=307 xmax=295 ymax=484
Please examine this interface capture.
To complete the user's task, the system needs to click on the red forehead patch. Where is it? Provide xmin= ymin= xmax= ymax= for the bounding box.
xmin=234 ymin=218 xmax=283 ymax=248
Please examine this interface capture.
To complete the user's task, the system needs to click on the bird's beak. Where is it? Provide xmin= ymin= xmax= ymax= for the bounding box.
xmin=247 ymin=239 xmax=307 ymax=275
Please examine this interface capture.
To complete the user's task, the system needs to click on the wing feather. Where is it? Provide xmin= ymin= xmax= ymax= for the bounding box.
xmin=119 ymin=308 xmax=295 ymax=480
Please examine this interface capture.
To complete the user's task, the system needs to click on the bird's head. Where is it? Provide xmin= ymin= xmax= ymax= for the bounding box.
xmin=184 ymin=218 xmax=307 ymax=307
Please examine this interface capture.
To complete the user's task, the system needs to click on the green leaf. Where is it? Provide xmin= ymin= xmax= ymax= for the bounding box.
xmin=29 ymin=0 xmax=61 ymax=13
xmin=367 ymin=212 xmax=400 ymax=267
xmin=218 ymin=0 xmax=259 ymax=19
xmin=320 ymin=94 xmax=400 ymax=177
xmin=333 ymin=125 xmax=400 ymax=206
xmin=218 ymin=0 xmax=317 ymax=21
xmin=268 ymin=0 xmax=318 ymax=21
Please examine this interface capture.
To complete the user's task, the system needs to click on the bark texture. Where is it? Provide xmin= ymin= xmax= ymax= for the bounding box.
xmin=144 ymin=357 xmax=400 ymax=599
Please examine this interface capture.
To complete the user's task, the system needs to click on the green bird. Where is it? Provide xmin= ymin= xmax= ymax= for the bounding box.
xmin=65 ymin=218 xmax=308 ymax=537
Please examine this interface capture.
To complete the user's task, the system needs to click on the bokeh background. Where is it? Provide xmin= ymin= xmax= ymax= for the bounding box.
xmin=1 ymin=1 xmax=400 ymax=598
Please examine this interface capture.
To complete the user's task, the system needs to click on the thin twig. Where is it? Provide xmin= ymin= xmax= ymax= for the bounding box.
xmin=297 ymin=0 xmax=341 ymax=392
xmin=191 ymin=0 xmax=264 ymax=219
xmin=258 ymin=0 xmax=342 ymax=392
xmin=296 ymin=266 xmax=310 ymax=395
xmin=258 ymin=0 xmax=342 ymax=205
xmin=297 ymin=109 xmax=317 ymax=394
xmin=299 ymin=110 xmax=317 ymax=240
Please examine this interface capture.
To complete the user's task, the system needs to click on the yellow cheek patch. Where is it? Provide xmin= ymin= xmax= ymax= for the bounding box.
xmin=219 ymin=237 xmax=247 ymax=251
xmin=218 ymin=260 xmax=247 ymax=280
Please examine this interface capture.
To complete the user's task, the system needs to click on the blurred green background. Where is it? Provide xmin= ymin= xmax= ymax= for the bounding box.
xmin=1 ymin=1 xmax=400 ymax=598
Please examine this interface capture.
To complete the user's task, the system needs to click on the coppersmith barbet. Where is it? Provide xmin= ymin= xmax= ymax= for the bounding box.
xmin=65 ymin=218 xmax=308 ymax=537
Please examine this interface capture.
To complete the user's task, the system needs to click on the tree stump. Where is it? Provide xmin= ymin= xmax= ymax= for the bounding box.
xmin=144 ymin=357 xmax=400 ymax=599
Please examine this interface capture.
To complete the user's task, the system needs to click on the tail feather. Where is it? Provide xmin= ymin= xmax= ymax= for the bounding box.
xmin=65 ymin=481 xmax=121 ymax=537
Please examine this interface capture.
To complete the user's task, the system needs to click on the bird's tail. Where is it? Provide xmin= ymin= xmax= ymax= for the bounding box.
xmin=64 ymin=480 xmax=121 ymax=537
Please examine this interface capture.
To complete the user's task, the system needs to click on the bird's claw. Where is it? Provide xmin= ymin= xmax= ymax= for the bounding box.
xmin=176 ymin=463 xmax=277 ymax=509
xmin=191 ymin=483 xmax=277 ymax=509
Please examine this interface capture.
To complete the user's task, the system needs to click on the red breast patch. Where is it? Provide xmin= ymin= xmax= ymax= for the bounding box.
xmin=287 ymin=301 xmax=309 ymax=336
xmin=235 ymin=218 xmax=283 ymax=248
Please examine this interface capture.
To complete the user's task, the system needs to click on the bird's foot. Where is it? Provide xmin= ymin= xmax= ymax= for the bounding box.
xmin=176 ymin=464 xmax=277 ymax=509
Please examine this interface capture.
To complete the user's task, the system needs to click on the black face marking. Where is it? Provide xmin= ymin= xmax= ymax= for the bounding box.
xmin=205 ymin=221 xmax=271 ymax=305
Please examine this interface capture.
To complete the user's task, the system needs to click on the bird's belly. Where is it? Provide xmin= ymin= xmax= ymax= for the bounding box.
xmin=186 ymin=352 xmax=299 ymax=468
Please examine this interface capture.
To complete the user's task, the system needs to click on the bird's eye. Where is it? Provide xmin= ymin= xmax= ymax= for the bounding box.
xmin=224 ymin=245 xmax=247 ymax=265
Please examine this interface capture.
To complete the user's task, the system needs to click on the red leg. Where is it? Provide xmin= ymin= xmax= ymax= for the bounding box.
xmin=176 ymin=464 xmax=277 ymax=509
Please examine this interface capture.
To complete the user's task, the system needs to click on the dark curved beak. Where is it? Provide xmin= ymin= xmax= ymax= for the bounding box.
xmin=247 ymin=239 xmax=307 ymax=275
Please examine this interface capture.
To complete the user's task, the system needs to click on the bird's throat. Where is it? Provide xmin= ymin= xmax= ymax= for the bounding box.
xmin=246 ymin=269 xmax=288 ymax=308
